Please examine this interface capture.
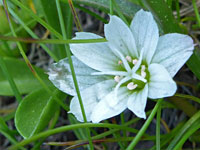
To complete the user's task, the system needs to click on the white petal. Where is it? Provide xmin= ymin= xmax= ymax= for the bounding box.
xmin=130 ymin=9 xmax=159 ymax=64
xmin=127 ymin=84 xmax=148 ymax=119
xmin=69 ymin=80 xmax=116 ymax=122
xmin=105 ymin=15 xmax=138 ymax=58
xmin=148 ymin=64 xmax=177 ymax=99
xmin=48 ymin=56 xmax=106 ymax=96
xmin=91 ymin=87 xmax=130 ymax=123
xmin=70 ymin=32 xmax=119 ymax=72
xmin=151 ymin=33 xmax=194 ymax=77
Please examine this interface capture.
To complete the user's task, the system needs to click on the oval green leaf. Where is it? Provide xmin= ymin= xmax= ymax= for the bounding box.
xmin=15 ymin=89 xmax=65 ymax=139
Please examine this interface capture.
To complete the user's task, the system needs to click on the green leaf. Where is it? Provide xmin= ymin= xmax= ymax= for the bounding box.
xmin=141 ymin=0 xmax=182 ymax=33
xmin=187 ymin=49 xmax=200 ymax=80
xmin=36 ymin=0 xmax=67 ymax=59
xmin=15 ymin=89 xmax=66 ymax=139
xmin=0 ymin=57 xmax=52 ymax=96
xmin=0 ymin=117 xmax=18 ymax=144
xmin=167 ymin=111 xmax=200 ymax=150
xmin=61 ymin=0 xmax=141 ymax=19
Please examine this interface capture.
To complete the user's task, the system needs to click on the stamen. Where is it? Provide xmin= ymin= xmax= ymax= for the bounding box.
xmin=132 ymin=59 xmax=138 ymax=65
xmin=118 ymin=60 xmax=122 ymax=65
xmin=126 ymin=56 xmax=132 ymax=62
xmin=127 ymin=82 xmax=138 ymax=90
xmin=141 ymin=71 xmax=146 ymax=78
xmin=141 ymin=65 xmax=146 ymax=71
xmin=114 ymin=76 xmax=120 ymax=82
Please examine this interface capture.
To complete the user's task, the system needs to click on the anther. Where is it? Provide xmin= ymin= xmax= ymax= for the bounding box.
xmin=118 ymin=60 xmax=122 ymax=65
xmin=132 ymin=59 xmax=138 ymax=65
xmin=126 ymin=56 xmax=132 ymax=62
xmin=127 ymin=82 xmax=138 ymax=90
xmin=141 ymin=65 xmax=146 ymax=71
xmin=141 ymin=71 xmax=146 ymax=78
xmin=114 ymin=76 xmax=120 ymax=82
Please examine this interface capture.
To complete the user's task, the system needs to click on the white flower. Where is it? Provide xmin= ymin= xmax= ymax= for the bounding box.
xmin=48 ymin=10 xmax=194 ymax=123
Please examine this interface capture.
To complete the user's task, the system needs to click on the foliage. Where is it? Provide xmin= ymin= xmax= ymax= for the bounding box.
xmin=0 ymin=0 xmax=200 ymax=149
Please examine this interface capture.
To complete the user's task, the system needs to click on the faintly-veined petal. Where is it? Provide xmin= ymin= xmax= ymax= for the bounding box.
xmin=127 ymin=84 xmax=148 ymax=119
xmin=105 ymin=15 xmax=138 ymax=58
xmin=148 ymin=64 xmax=177 ymax=99
xmin=130 ymin=9 xmax=159 ymax=64
xmin=91 ymin=87 xmax=130 ymax=123
xmin=70 ymin=32 xmax=119 ymax=72
xmin=48 ymin=56 xmax=107 ymax=96
xmin=151 ymin=33 xmax=194 ymax=77
xmin=69 ymin=80 xmax=116 ymax=122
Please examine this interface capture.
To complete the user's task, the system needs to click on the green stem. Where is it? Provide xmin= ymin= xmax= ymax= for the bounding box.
xmin=192 ymin=0 xmax=200 ymax=28
xmin=55 ymin=1 xmax=93 ymax=149
xmin=3 ymin=0 xmax=68 ymax=112
xmin=156 ymin=101 xmax=162 ymax=150
xmin=167 ymin=111 xmax=200 ymax=150
xmin=8 ymin=122 xmax=143 ymax=150
xmin=120 ymin=112 xmax=128 ymax=147
xmin=68 ymin=0 xmax=83 ymax=31
xmin=10 ymin=0 xmax=62 ymax=38
xmin=8 ymin=7 xmax=59 ymax=62
xmin=127 ymin=99 xmax=163 ymax=150
xmin=0 ymin=35 xmax=107 ymax=44
xmin=110 ymin=0 xmax=114 ymax=15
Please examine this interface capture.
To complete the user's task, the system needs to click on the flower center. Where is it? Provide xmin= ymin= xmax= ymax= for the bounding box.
xmin=114 ymin=55 xmax=149 ymax=91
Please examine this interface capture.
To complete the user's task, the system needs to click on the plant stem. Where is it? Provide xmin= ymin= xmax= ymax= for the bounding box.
xmin=127 ymin=99 xmax=163 ymax=150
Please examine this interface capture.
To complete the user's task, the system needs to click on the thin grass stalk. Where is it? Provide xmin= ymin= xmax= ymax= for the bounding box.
xmin=110 ymin=0 xmax=114 ymax=15
xmin=10 ymin=0 xmax=62 ymax=39
xmin=0 ymin=35 xmax=107 ymax=44
xmin=156 ymin=101 xmax=162 ymax=150
xmin=192 ymin=0 xmax=200 ymax=27
xmin=68 ymin=0 xmax=83 ymax=31
xmin=0 ymin=56 xmax=22 ymax=102
xmin=127 ymin=99 xmax=163 ymax=150
xmin=3 ymin=0 xmax=69 ymax=112
xmin=55 ymin=0 xmax=94 ymax=149
xmin=8 ymin=122 xmax=146 ymax=150
xmin=8 ymin=7 xmax=59 ymax=62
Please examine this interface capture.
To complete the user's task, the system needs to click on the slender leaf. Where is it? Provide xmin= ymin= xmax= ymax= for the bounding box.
xmin=61 ymin=0 xmax=141 ymax=19
xmin=0 ymin=57 xmax=52 ymax=96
